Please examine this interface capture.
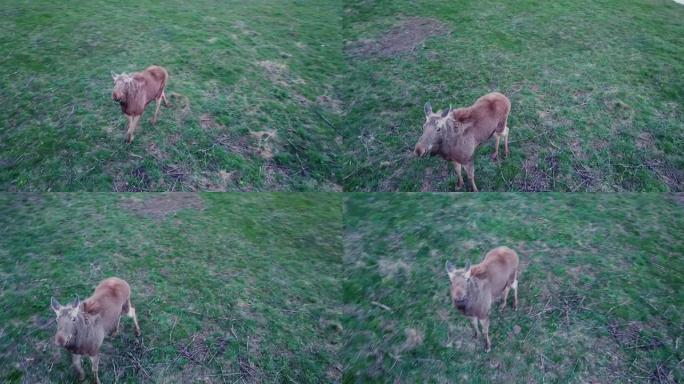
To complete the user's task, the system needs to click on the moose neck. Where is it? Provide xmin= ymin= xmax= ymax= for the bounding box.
xmin=64 ymin=314 xmax=101 ymax=355
xmin=438 ymin=120 xmax=461 ymax=159
xmin=461 ymin=277 xmax=489 ymax=316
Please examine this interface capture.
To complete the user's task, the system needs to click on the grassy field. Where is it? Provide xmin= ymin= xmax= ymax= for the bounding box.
xmin=339 ymin=0 xmax=684 ymax=191
xmin=0 ymin=0 xmax=344 ymax=191
xmin=342 ymin=193 xmax=683 ymax=382
xmin=0 ymin=193 xmax=343 ymax=383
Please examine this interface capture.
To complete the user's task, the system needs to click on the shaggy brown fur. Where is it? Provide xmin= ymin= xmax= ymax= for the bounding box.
xmin=112 ymin=65 xmax=169 ymax=143
xmin=414 ymin=92 xmax=511 ymax=191
xmin=446 ymin=246 xmax=519 ymax=352
xmin=51 ymin=277 xmax=140 ymax=384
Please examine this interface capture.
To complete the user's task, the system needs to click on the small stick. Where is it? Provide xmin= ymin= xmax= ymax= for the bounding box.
xmin=371 ymin=301 xmax=392 ymax=312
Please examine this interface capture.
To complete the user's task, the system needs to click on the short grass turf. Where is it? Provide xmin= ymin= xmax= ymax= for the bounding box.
xmin=0 ymin=193 xmax=343 ymax=383
xmin=339 ymin=0 xmax=684 ymax=191
xmin=0 ymin=0 xmax=344 ymax=191
xmin=341 ymin=193 xmax=683 ymax=382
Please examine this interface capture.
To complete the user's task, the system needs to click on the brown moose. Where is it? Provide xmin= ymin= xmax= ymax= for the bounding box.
xmin=51 ymin=277 xmax=141 ymax=383
xmin=414 ymin=92 xmax=511 ymax=191
xmin=445 ymin=246 xmax=519 ymax=352
xmin=111 ymin=65 xmax=168 ymax=143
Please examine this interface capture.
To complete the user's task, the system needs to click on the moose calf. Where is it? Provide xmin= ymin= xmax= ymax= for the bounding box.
xmin=445 ymin=246 xmax=519 ymax=352
xmin=414 ymin=92 xmax=511 ymax=191
xmin=51 ymin=277 xmax=141 ymax=384
xmin=112 ymin=65 xmax=168 ymax=143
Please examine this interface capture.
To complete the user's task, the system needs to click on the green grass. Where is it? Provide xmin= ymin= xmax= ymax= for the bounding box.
xmin=0 ymin=193 xmax=343 ymax=382
xmin=341 ymin=193 xmax=683 ymax=382
xmin=339 ymin=0 xmax=684 ymax=191
xmin=0 ymin=0 xmax=344 ymax=191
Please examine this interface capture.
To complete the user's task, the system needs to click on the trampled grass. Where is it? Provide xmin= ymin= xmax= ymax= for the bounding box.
xmin=0 ymin=0 xmax=344 ymax=191
xmin=0 ymin=193 xmax=343 ymax=382
xmin=341 ymin=193 xmax=683 ymax=382
xmin=339 ymin=0 xmax=684 ymax=191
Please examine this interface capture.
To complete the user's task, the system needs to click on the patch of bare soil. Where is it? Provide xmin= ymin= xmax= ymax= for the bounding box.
xmin=256 ymin=60 xmax=305 ymax=88
xmin=199 ymin=113 xmax=223 ymax=130
xmin=521 ymin=154 xmax=553 ymax=191
xmin=346 ymin=17 xmax=450 ymax=58
xmin=394 ymin=328 xmax=424 ymax=355
xmin=250 ymin=130 xmax=278 ymax=160
xmin=215 ymin=134 xmax=251 ymax=156
xmin=378 ymin=258 xmax=411 ymax=278
xmin=316 ymin=95 xmax=344 ymax=115
xmin=636 ymin=132 xmax=655 ymax=150
xmin=120 ymin=193 xmax=203 ymax=219
xmin=644 ymin=159 xmax=683 ymax=191
xmin=607 ymin=320 xmax=664 ymax=351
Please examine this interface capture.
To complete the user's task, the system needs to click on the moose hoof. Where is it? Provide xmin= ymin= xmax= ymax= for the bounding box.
xmin=491 ymin=153 xmax=498 ymax=161
xmin=455 ymin=183 xmax=463 ymax=191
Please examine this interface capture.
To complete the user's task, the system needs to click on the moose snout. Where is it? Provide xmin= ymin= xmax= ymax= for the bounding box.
xmin=54 ymin=334 xmax=66 ymax=346
xmin=112 ymin=92 xmax=122 ymax=102
xmin=414 ymin=144 xmax=426 ymax=157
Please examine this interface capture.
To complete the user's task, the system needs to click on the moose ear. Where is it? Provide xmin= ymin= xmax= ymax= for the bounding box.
xmin=445 ymin=261 xmax=456 ymax=279
xmin=424 ymin=102 xmax=432 ymax=117
xmin=111 ymin=71 xmax=117 ymax=81
xmin=51 ymin=297 xmax=61 ymax=314
xmin=464 ymin=261 xmax=472 ymax=279
xmin=441 ymin=107 xmax=450 ymax=118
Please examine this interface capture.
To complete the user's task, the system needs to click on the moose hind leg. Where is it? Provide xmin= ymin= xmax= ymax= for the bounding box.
xmin=503 ymin=125 xmax=510 ymax=158
xmin=72 ymin=354 xmax=85 ymax=381
xmin=152 ymin=97 xmax=162 ymax=125
xmin=491 ymin=133 xmax=500 ymax=160
xmin=501 ymin=286 xmax=510 ymax=311
xmin=512 ymin=277 xmax=519 ymax=310
xmin=128 ymin=299 xmax=141 ymax=336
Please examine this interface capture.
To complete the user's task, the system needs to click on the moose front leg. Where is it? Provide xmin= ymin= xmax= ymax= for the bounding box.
xmin=470 ymin=316 xmax=480 ymax=338
xmin=453 ymin=161 xmax=464 ymax=190
xmin=126 ymin=115 xmax=141 ymax=144
xmin=71 ymin=354 xmax=85 ymax=381
xmin=89 ymin=354 xmax=101 ymax=384
xmin=480 ymin=317 xmax=491 ymax=352
xmin=464 ymin=162 xmax=478 ymax=192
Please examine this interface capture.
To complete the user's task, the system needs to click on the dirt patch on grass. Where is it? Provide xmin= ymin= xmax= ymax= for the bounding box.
xmin=250 ymin=130 xmax=278 ymax=160
xmin=346 ymin=17 xmax=450 ymax=58
xmin=378 ymin=258 xmax=411 ymax=278
xmin=215 ymin=134 xmax=251 ymax=156
xmin=607 ymin=320 xmax=664 ymax=351
xmin=394 ymin=328 xmax=424 ymax=355
xmin=199 ymin=113 xmax=223 ymax=130
xmin=120 ymin=193 xmax=204 ymax=219
xmin=256 ymin=60 xmax=305 ymax=87
xmin=521 ymin=154 xmax=552 ymax=191
xmin=316 ymin=95 xmax=344 ymax=115
xmin=636 ymin=132 xmax=655 ymax=150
